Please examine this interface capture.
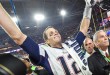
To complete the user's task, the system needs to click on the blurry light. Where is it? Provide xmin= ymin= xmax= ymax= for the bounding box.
xmin=34 ymin=26 xmax=37 ymax=27
xmin=12 ymin=17 xmax=18 ymax=23
xmin=60 ymin=9 xmax=66 ymax=16
xmin=25 ymin=27 xmax=30 ymax=29
xmin=34 ymin=14 xmax=45 ymax=21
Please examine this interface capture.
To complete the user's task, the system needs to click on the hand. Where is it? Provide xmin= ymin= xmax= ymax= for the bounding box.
xmin=85 ymin=0 xmax=98 ymax=7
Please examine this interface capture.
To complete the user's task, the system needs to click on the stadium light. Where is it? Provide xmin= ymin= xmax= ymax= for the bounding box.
xmin=34 ymin=14 xmax=45 ymax=21
xmin=60 ymin=9 xmax=66 ymax=16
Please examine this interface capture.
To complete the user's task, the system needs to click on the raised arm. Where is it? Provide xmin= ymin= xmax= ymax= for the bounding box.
xmin=0 ymin=3 xmax=27 ymax=45
xmin=75 ymin=0 xmax=92 ymax=46
xmin=79 ymin=1 xmax=92 ymax=36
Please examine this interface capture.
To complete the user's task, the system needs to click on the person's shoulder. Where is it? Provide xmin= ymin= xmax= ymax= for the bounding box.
xmin=88 ymin=51 xmax=100 ymax=60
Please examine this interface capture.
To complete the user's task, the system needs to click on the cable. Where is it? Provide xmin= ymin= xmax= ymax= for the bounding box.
xmin=92 ymin=14 xmax=96 ymax=32
xmin=9 ymin=0 xmax=21 ymax=29
xmin=99 ymin=7 xmax=105 ymax=30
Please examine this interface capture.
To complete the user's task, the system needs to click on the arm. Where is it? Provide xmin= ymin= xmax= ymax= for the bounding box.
xmin=66 ymin=1 xmax=92 ymax=46
xmin=0 ymin=3 xmax=46 ymax=65
xmin=75 ymin=1 xmax=92 ymax=46
xmin=0 ymin=3 xmax=26 ymax=45
xmin=80 ymin=1 xmax=92 ymax=36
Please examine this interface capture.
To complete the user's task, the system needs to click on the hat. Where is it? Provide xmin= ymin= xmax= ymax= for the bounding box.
xmin=0 ymin=54 xmax=27 ymax=75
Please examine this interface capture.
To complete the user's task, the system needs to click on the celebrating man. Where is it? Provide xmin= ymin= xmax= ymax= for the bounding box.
xmin=0 ymin=0 xmax=93 ymax=75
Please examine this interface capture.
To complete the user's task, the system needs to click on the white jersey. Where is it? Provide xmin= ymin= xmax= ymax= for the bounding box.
xmin=39 ymin=43 xmax=84 ymax=75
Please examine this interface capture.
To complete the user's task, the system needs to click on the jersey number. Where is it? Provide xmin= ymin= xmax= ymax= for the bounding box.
xmin=57 ymin=54 xmax=81 ymax=75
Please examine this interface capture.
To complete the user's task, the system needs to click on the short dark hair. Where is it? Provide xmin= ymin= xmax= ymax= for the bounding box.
xmin=43 ymin=26 xmax=54 ymax=41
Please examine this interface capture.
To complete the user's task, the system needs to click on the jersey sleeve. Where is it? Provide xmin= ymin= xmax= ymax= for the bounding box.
xmin=74 ymin=31 xmax=85 ymax=46
xmin=20 ymin=37 xmax=46 ymax=65
xmin=65 ymin=31 xmax=85 ymax=47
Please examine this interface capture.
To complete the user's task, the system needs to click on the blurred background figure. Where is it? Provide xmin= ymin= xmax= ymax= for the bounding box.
xmin=106 ymin=30 xmax=110 ymax=39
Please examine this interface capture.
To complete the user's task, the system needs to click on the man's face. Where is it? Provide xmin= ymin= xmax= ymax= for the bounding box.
xmin=45 ymin=28 xmax=62 ymax=45
xmin=96 ymin=31 xmax=109 ymax=48
xmin=84 ymin=38 xmax=94 ymax=54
